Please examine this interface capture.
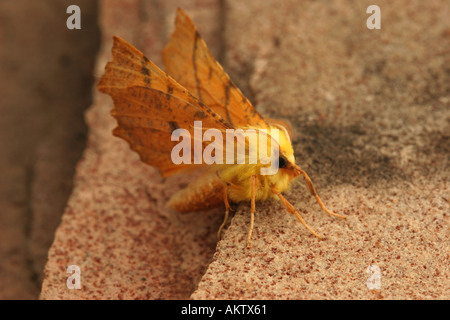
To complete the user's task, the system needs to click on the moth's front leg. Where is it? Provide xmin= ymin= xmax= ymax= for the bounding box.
xmin=296 ymin=165 xmax=346 ymax=219
xmin=246 ymin=175 xmax=257 ymax=249
xmin=271 ymin=186 xmax=323 ymax=239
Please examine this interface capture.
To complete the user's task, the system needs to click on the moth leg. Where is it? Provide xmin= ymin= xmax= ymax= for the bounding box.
xmin=296 ymin=165 xmax=346 ymax=219
xmin=217 ymin=182 xmax=230 ymax=240
xmin=246 ymin=175 xmax=257 ymax=249
xmin=271 ymin=187 xmax=323 ymax=239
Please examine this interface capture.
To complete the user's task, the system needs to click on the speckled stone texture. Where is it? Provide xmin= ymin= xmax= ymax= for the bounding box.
xmin=40 ymin=0 xmax=449 ymax=299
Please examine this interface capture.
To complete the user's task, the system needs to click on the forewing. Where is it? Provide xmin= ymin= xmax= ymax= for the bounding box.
xmin=162 ymin=8 xmax=268 ymax=129
xmin=98 ymin=36 xmax=233 ymax=177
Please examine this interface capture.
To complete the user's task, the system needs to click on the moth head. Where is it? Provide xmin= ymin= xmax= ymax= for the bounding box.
xmin=268 ymin=123 xmax=298 ymax=178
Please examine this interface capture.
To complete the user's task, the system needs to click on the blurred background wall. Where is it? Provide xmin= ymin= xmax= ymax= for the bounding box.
xmin=0 ymin=0 xmax=100 ymax=299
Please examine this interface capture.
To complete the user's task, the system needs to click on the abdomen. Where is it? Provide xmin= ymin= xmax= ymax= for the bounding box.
xmin=167 ymin=171 xmax=224 ymax=213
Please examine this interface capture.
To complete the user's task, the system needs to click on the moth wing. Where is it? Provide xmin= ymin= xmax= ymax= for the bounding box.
xmin=98 ymin=36 xmax=233 ymax=177
xmin=162 ymin=8 xmax=268 ymax=129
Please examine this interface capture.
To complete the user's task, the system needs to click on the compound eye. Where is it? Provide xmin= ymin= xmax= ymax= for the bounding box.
xmin=278 ymin=156 xmax=288 ymax=169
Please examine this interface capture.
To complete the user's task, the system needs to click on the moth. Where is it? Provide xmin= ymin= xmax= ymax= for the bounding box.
xmin=98 ymin=8 xmax=346 ymax=248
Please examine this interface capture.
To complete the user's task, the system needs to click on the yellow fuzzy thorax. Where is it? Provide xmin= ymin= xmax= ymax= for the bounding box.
xmin=216 ymin=125 xmax=296 ymax=203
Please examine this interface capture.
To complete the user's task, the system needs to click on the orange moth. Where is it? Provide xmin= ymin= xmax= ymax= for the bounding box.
xmin=98 ymin=8 xmax=346 ymax=248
